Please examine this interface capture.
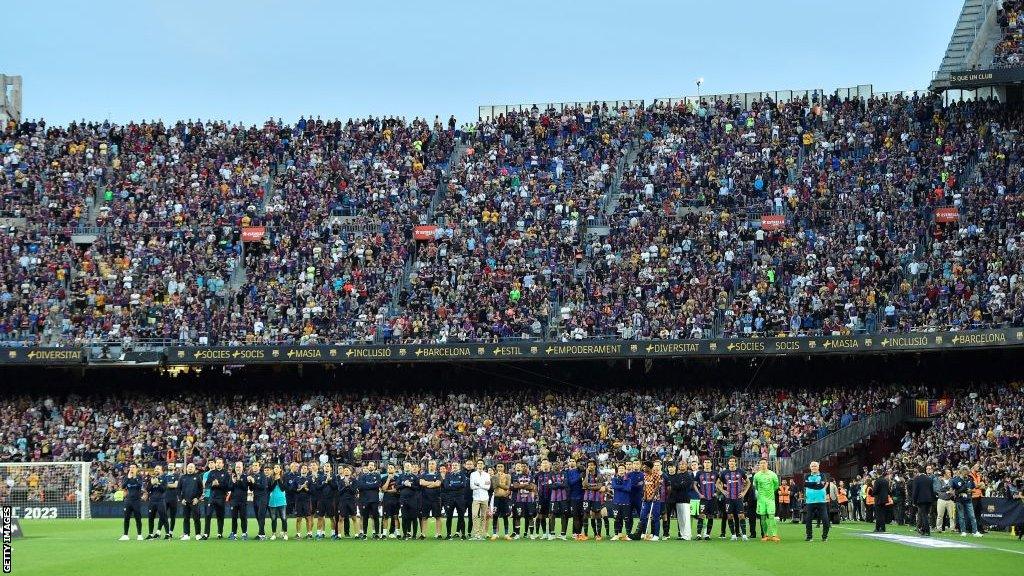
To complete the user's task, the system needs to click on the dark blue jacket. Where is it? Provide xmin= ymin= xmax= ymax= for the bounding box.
xmin=419 ymin=472 xmax=442 ymax=500
xmin=357 ymin=472 xmax=382 ymax=504
xmin=611 ymin=475 xmax=633 ymax=505
xmin=206 ymin=470 xmax=231 ymax=502
xmin=252 ymin=472 xmax=273 ymax=501
xmin=627 ymin=470 xmax=645 ymax=500
xmin=228 ymin=472 xmax=250 ymax=504
xmin=146 ymin=475 xmax=166 ymax=502
xmin=950 ymin=476 xmax=974 ymax=502
xmin=565 ymin=468 xmax=584 ymax=500
xmin=397 ymin=472 xmax=419 ymax=498
xmin=178 ymin=473 xmax=203 ymax=503
xmin=163 ymin=472 xmax=179 ymax=501
xmin=442 ymin=470 xmax=468 ymax=495
xmin=124 ymin=476 xmax=144 ymax=501
xmin=337 ymin=475 xmax=357 ymax=500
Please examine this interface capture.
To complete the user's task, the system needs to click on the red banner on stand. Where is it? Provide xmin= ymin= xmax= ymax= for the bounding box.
xmin=761 ymin=215 xmax=785 ymax=231
xmin=241 ymin=226 xmax=266 ymax=242
xmin=935 ymin=207 xmax=959 ymax=223
xmin=414 ymin=225 xmax=437 ymax=241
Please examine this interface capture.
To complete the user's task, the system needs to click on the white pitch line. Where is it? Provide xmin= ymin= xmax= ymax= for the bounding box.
xmin=835 ymin=524 xmax=1024 ymax=555
xmin=985 ymin=546 xmax=1024 ymax=555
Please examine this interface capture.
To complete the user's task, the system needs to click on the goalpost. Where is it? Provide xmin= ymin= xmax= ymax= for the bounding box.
xmin=0 ymin=462 xmax=92 ymax=519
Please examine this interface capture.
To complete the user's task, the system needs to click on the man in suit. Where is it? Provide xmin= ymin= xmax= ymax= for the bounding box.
xmin=909 ymin=465 xmax=936 ymax=536
xmin=872 ymin=471 xmax=891 ymax=533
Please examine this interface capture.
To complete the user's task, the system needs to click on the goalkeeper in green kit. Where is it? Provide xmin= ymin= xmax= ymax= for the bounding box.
xmin=753 ymin=458 xmax=780 ymax=542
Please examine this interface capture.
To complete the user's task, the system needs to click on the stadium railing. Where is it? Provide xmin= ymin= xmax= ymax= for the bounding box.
xmin=477 ymin=84 xmax=942 ymax=121
xmin=775 ymin=400 xmax=913 ymax=477
xmin=478 ymin=100 xmax=646 ymax=121
xmin=652 ymin=88 xmax=827 ymax=111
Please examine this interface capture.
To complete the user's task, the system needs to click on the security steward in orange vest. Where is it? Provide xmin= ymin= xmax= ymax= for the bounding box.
xmin=970 ymin=466 xmax=985 ymax=533
xmin=778 ymin=481 xmax=792 ymax=520
xmin=837 ymin=482 xmax=849 ymax=520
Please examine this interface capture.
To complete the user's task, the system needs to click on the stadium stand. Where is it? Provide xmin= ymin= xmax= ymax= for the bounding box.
xmin=995 ymin=0 xmax=1024 ymax=65
xmin=0 ymin=381 xmax=908 ymax=502
xmin=3 ymin=81 xmax=1024 ymax=530
xmin=874 ymin=383 xmax=1022 ymax=481
xmin=5 ymin=93 xmax=1024 ymax=347
xmin=237 ymin=116 xmax=453 ymax=345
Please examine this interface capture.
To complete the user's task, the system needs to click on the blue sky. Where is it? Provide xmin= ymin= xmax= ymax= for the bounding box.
xmin=8 ymin=0 xmax=963 ymax=126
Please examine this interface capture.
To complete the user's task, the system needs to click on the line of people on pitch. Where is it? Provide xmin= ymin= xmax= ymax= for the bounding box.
xmin=116 ymin=455 xmax=794 ymax=542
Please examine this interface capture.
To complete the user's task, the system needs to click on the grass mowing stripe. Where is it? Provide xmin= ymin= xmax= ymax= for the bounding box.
xmin=7 ymin=519 xmax=1021 ymax=576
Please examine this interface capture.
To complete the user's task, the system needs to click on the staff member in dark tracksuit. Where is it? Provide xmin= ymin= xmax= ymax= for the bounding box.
xmin=293 ymin=464 xmax=313 ymax=538
xmin=252 ymin=462 xmax=273 ymax=540
xmin=163 ymin=465 xmax=180 ymax=538
xmin=337 ymin=465 xmax=358 ymax=538
xmin=228 ymin=461 xmax=251 ymax=540
xmin=178 ymin=462 xmax=203 ymax=540
xmin=146 ymin=464 xmax=169 ymax=539
xmin=284 ymin=462 xmax=300 ymax=517
xmin=443 ymin=462 xmax=470 ymax=539
xmin=419 ymin=460 xmax=444 ymax=540
xmin=119 ymin=464 xmax=145 ymax=540
xmin=202 ymin=457 xmax=230 ymax=540
xmin=664 ymin=462 xmax=685 ymax=539
xmin=357 ymin=462 xmax=383 ymax=539
xmin=611 ymin=464 xmax=634 ymax=540
xmin=627 ymin=460 xmax=645 ymax=532
xmin=398 ymin=462 xmax=421 ymax=539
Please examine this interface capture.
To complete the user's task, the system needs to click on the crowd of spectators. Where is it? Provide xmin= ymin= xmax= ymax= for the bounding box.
xmin=875 ymin=382 xmax=1023 ymax=488
xmin=0 ymin=229 xmax=75 ymax=344
xmin=995 ymin=0 xmax=1024 ymax=66
xmin=562 ymin=94 xmax=1024 ymax=339
xmin=3 ymin=93 xmax=1024 ymax=345
xmin=235 ymin=116 xmax=453 ymax=344
xmin=0 ymin=382 xmax=905 ymax=501
xmin=395 ymin=104 xmax=635 ymax=342
xmin=1 ymin=119 xmax=107 ymax=230
xmin=62 ymin=229 xmax=238 ymax=344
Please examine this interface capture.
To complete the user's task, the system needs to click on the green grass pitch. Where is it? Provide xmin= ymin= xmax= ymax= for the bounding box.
xmin=8 ymin=519 xmax=1022 ymax=576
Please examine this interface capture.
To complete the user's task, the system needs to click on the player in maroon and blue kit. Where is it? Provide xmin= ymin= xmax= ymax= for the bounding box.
xmin=600 ymin=472 xmax=614 ymax=539
xmin=717 ymin=456 xmax=751 ymax=541
xmin=659 ymin=461 xmax=673 ymax=539
xmin=535 ymin=460 xmax=552 ymax=539
xmin=581 ymin=460 xmax=605 ymax=540
xmin=510 ymin=462 xmax=537 ymax=539
xmin=695 ymin=459 xmax=718 ymax=540
xmin=547 ymin=461 xmax=570 ymax=540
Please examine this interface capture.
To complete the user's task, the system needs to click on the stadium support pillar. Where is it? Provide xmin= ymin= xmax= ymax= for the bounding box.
xmin=1006 ymin=85 xmax=1022 ymax=105
xmin=0 ymin=75 xmax=22 ymax=123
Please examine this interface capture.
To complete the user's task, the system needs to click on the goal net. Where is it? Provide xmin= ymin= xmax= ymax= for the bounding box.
xmin=0 ymin=462 xmax=91 ymax=519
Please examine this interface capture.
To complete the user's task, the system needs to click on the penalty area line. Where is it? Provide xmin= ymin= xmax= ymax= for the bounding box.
xmin=834 ymin=524 xmax=1024 ymax=555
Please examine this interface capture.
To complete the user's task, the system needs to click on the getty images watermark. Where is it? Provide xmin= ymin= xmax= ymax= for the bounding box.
xmin=2 ymin=506 xmax=10 ymax=573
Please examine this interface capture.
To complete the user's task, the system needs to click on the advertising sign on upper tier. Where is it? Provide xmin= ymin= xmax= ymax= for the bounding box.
xmin=159 ymin=328 xmax=1024 ymax=365
xmin=3 ymin=329 xmax=1021 ymax=366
